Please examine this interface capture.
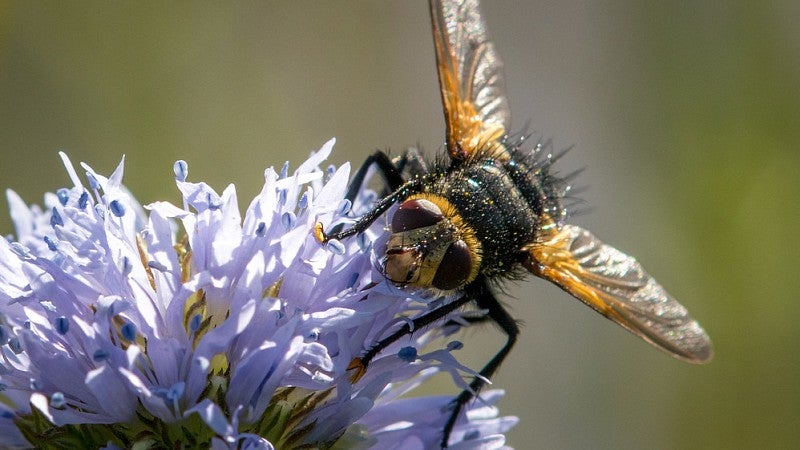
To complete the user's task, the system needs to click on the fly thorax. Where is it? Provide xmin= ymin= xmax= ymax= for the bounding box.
xmin=383 ymin=194 xmax=481 ymax=292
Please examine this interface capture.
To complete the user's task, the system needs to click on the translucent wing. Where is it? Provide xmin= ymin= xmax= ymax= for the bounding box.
xmin=525 ymin=224 xmax=713 ymax=363
xmin=429 ymin=0 xmax=511 ymax=161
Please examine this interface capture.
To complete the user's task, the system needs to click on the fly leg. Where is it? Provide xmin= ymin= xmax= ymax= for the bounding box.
xmin=393 ymin=146 xmax=429 ymax=182
xmin=441 ymin=276 xmax=519 ymax=448
xmin=344 ymin=150 xmax=406 ymax=204
xmin=343 ymin=148 xmax=428 ymax=202
xmin=348 ymin=291 xmax=474 ymax=382
xmin=317 ymin=149 xmax=426 ymax=242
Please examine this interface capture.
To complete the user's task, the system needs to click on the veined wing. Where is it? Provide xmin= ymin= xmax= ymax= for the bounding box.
xmin=525 ymin=224 xmax=713 ymax=363
xmin=430 ymin=0 xmax=511 ymax=161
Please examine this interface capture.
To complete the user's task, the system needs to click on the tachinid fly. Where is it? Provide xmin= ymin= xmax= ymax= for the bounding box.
xmin=315 ymin=0 xmax=713 ymax=447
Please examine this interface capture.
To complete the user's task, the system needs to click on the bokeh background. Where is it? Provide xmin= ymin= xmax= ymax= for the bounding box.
xmin=1 ymin=1 xmax=798 ymax=449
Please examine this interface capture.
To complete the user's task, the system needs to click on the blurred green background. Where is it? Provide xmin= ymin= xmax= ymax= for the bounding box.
xmin=1 ymin=1 xmax=798 ymax=449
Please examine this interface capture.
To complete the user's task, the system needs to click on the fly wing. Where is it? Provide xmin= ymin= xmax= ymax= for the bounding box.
xmin=430 ymin=0 xmax=511 ymax=161
xmin=525 ymin=224 xmax=713 ymax=363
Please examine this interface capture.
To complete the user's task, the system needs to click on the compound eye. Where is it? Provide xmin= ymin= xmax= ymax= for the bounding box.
xmin=432 ymin=240 xmax=473 ymax=291
xmin=391 ymin=198 xmax=443 ymax=232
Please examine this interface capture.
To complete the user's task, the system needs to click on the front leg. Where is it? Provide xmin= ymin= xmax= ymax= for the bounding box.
xmin=315 ymin=174 xmax=425 ymax=243
xmin=316 ymin=149 xmax=428 ymax=243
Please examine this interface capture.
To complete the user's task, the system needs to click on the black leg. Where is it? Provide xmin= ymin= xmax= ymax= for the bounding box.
xmin=318 ymin=150 xmax=428 ymax=243
xmin=325 ymin=150 xmax=421 ymax=237
xmin=345 ymin=148 xmax=430 ymax=203
xmin=442 ymin=310 xmax=492 ymax=330
xmin=353 ymin=293 xmax=474 ymax=374
xmin=393 ymin=147 xmax=429 ymax=181
xmin=344 ymin=150 xmax=406 ymax=204
xmin=441 ymin=276 xmax=519 ymax=448
xmin=317 ymin=176 xmax=424 ymax=242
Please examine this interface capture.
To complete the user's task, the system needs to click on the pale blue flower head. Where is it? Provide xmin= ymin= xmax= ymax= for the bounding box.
xmin=0 ymin=139 xmax=517 ymax=449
